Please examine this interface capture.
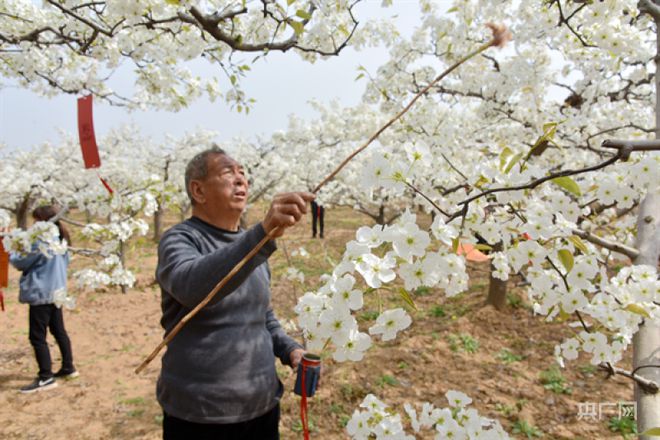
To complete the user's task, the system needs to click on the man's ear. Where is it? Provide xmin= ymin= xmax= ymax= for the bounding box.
xmin=190 ymin=180 xmax=206 ymax=205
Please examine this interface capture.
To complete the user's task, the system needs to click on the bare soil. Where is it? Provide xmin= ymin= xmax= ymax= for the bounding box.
xmin=0 ymin=207 xmax=635 ymax=439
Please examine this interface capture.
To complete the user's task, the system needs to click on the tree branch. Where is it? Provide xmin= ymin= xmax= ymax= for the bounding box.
xmin=456 ymin=150 xmax=624 ymax=208
xmin=572 ymin=228 xmax=640 ymax=260
xmin=599 ymin=362 xmax=659 ymax=394
xmin=189 ymin=5 xmax=301 ymax=53
xmin=455 ymin=142 xmax=660 ymax=212
xmin=404 ymin=181 xmax=451 ymax=217
xmin=45 ymin=0 xmax=114 ymax=37
xmin=638 ymin=0 xmax=660 ymax=22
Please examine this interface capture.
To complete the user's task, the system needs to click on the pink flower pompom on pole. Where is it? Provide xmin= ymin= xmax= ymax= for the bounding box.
xmin=485 ymin=22 xmax=513 ymax=48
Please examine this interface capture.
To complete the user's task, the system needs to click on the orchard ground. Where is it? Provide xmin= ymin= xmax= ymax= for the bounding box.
xmin=0 ymin=206 xmax=637 ymax=439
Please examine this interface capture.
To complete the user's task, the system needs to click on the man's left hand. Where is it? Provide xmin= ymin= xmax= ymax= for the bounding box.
xmin=290 ymin=348 xmax=305 ymax=369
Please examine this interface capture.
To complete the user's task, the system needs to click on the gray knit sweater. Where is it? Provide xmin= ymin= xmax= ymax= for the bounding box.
xmin=156 ymin=217 xmax=301 ymax=423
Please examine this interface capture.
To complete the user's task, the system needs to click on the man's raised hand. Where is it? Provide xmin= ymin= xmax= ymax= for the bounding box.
xmin=262 ymin=192 xmax=315 ymax=238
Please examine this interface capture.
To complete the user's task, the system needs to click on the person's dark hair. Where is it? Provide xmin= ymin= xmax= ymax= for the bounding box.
xmin=32 ymin=205 xmax=72 ymax=246
xmin=185 ymin=145 xmax=227 ymax=204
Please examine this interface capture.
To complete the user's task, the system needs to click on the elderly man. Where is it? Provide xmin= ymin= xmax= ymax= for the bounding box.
xmin=156 ymin=146 xmax=314 ymax=439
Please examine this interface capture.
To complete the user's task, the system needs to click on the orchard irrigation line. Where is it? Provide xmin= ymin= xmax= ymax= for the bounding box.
xmin=135 ymin=24 xmax=511 ymax=374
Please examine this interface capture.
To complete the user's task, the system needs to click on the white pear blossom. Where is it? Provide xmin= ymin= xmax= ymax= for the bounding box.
xmin=369 ymin=308 xmax=412 ymax=341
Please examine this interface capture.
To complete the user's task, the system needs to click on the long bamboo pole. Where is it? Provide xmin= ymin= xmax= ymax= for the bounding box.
xmin=135 ymin=25 xmax=509 ymax=374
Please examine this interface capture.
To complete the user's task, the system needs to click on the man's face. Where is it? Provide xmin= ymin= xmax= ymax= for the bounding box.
xmin=195 ymin=153 xmax=248 ymax=216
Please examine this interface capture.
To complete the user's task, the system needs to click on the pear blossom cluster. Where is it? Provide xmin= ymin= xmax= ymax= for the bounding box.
xmin=52 ymin=287 xmax=76 ymax=310
xmin=2 ymin=221 xmax=68 ymax=257
xmin=295 ymin=210 xmax=469 ymax=361
xmin=0 ymin=0 xmax=388 ymax=109
xmin=0 ymin=210 xmax=10 ymax=229
xmin=347 ymin=391 xmax=510 ymax=439
xmin=550 ymin=265 xmax=660 ymax=367
xmin=74 ymin=251 xmax=139 ymax=291
xmin=0 ymin=125 xmax=291 ymax=292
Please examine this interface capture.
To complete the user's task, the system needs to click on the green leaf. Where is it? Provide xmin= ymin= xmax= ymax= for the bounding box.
xmin=288 ymin=20 xmax=304 ymax=36
xmin=542 ymin=121 xmax=558 ymax=135
xmin=534 ymin=122 xmax=557 ymax=149
xmin=641 ymin=428 xmax=660 ymax=436
xmin=473 ymin=174 xmax=490 ymax=188
xmin=447 ymin=6 xmax=459 ymax=12
xmin=474 ymin=244 xmax=493 ymax=251
xmin=354 ymin=73 xmax=365 ymax=81
xmin=557 ymin=249 xmax=574 ymax=273
xmin=398 ymin=288 xmax=418 ymax=311
xmin=287 ymin=0 xmax=295 ymax=5
xmin=552 ymin=176 xmax=581 ymax=196
xmin=296 ymin=9 xmax=311 ymax=20
xmin=625 ymin=303 xmax=651 ymax=319
xmin=568 ymin=235 xmax=589 ymax=254
xmin=230 ymin=75 xmax=237 ymax=85
xmin=165 ymin=0 xmax=180 ymax=5
xmin=499 ymin=146 xmax=513 ymax=171
xmin=452 ymin=237 xmax=459 ymax=254
xmin=504 ymin=152 xmax=524 ymax=174
xmin=557 ymin=307 xmax=571 ymax=321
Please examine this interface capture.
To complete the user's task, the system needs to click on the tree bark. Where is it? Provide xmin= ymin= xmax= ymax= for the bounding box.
xmin=119 ymin=240 xmax=127 ymax=294
xmin=634 ymin=5 xmax=660 ymax=436
xmin=376 ymin=205 xmax=385 ymax=225
xmin=153 ymin=203 xmax=163 ymax=242
xmin=15 ymin=195 xmax=32 ymax=229
xmin=633 ymin=190 xmax=660 ymax=440
xmin=486 ymin=243 xmax=508 ymax=310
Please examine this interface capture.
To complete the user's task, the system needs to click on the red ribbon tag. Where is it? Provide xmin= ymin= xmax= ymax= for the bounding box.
xmin=99 ymin=174 xmax=114 ymax=195
xmin=0 ymin=237 xmax=9 ymax=312
xmin=77 ymin=95 xmax=101 ymax=169
xmin=301 ymin=364 xmax=309 ymax=440
xmin=0 ymin=238 xmax=8 ymax=289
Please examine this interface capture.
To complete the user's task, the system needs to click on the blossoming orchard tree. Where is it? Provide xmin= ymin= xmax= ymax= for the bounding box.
xmin=0 ymin=141 xmax=83 ymax=229
xmin=281 ymin=0 xmax=660 ymax=437
xmin=0 ymin=122 xmax=298 ymax=294
xmin=0 ymin=0 xmax=388 ymax=110
xmin=2 ymin=0 xmax=660 ymax=438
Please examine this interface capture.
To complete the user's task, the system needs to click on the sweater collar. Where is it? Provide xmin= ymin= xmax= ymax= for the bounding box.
xmin=189 ymin=216 xmax=242 ymax=234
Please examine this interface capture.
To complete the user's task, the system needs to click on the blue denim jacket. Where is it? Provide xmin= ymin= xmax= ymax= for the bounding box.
xmin=9 ymin=246 xmax=70 ymax=305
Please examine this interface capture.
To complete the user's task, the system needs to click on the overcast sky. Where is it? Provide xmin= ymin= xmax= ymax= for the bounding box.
xmin=0 ymin=1 xmax=427 ymax=152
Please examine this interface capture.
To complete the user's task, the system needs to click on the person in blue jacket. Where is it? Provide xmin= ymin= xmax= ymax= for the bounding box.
xmin=10 ymin=205 xmax=78 ymax=393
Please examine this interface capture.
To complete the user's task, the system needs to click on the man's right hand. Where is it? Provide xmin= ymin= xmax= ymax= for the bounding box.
xmin=262 ymin=192 xmax=316 ymax=238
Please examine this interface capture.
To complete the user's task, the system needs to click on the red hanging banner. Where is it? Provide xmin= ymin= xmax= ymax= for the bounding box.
xmin=0 ymin=235 xmax=9 ymax=312
xmin=0 ymin=236 xmax=8 ymax=289
xmin=77 ymin=95 xmax=101 ymax=169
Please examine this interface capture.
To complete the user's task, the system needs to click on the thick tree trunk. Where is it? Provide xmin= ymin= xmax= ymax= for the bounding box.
xmin=635 ymin=8 xmax=660 ymax=436
xmin=119 ymin=240 xmax=127 ymax=294
xmin=633 ymin=191 xmax=660 ymax=440
xmin=486 ymin=243 xmax=508 ymax=310
xmin=375 ymin=205 xmax=385 ymax=225
xmin=153 ymin=204 xmax=163 ymax=242
xmin=15 ymin=195 xmax=32 ymax=229
xmin=635 ymin=6 xmax=660 ymax=437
